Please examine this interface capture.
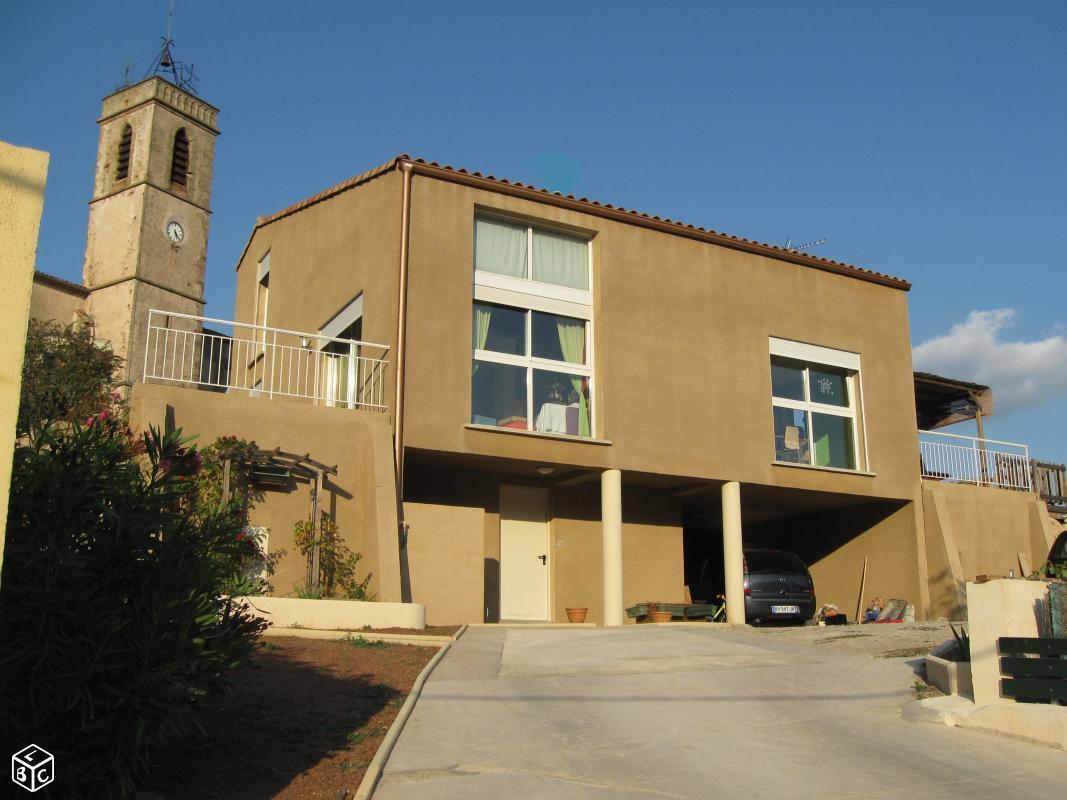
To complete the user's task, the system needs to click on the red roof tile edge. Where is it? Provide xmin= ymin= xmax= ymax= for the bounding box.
xmin=33 ymin=270 xmax=89 ymax=297
xmin=237 ymin=155 xmax=910 ymax=290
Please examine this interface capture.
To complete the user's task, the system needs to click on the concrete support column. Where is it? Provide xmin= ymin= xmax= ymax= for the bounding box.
xmin=601 ymin=469 xmax=624 ymax=626
xmin=722 ymin=481 xmax=746 ymax=625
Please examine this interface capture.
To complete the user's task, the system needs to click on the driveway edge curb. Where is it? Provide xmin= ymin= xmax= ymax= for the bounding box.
xmin=354 ymin=623 xmax=469 ymax=799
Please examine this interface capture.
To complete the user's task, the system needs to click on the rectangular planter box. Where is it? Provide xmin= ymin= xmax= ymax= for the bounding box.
xmin=238 ymin=595 xmax=426 ymax=631
xmin=925 ymin=654 xmax=973 ymax=697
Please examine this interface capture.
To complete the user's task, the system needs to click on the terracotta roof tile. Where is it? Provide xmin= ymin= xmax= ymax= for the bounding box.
xmin=240 ymin=154 xmax=910 ymax=289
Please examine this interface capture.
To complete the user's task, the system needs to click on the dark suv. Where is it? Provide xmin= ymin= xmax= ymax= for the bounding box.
xmin=742 ymin=549 xmax=816 ymax=623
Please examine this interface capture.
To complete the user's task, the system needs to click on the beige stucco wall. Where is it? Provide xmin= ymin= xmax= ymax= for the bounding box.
xmin=129 ymin=382 xmax=401 ymax=601
xmin=30 ymin=277 xmax=85 ymax=325
xmin=231 ymin=166 xmax=932 ymax=625
xmin=922 ymin=480 xmax=1051 ymax=620
xmin=967 ymin=579 xmax=1050 ymax=706
xmin=0 ymin=141 xmax=49 ymax=586
xmin=400 ymin=175 xmax=920 ymax=502
xmin=234 ymin=169 xmax=403 ymax=419
xmin=236 ymin=169 xmax=919 ymax=501
xmin=402 ymin=462 xmax=683 ymax=625
xmin=403 ymin=501 xmax=486 ymax=626
xmin=778 ymin=501 xmax=923 ymax=621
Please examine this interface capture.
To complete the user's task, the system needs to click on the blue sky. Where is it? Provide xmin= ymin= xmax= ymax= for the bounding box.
xmin=3 ymin=1 xmax=1065 ymax=460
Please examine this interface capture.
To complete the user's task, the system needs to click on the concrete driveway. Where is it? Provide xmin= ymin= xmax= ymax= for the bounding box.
xmin=374 ymin=626 xmax=1067 ymax=799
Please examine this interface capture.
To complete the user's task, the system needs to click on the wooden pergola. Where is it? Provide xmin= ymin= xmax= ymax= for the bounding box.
xmin=221 ymin=448 xmax=338 ymax=595
xmin=914 ymin=371 xmax=994 ymax=437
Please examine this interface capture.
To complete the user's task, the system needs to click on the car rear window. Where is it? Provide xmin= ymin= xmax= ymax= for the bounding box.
xmin=745 ymin=551 xmax=806 ymax=574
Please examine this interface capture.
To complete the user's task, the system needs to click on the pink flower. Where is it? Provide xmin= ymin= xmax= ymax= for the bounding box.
xmin=97 ymin=411 xmax=109 ymax=422
xmin=110 ymin=391 xmax=122 ymax=401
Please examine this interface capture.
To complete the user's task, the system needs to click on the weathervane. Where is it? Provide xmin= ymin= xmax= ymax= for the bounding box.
xmin=143 ymin=0 xmax=199 ymax=94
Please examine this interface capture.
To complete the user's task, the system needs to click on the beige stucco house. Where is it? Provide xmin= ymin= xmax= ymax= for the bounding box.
xmin=143 ymin=152 xmax=1056 ymax=626
xmin=27 ymin=76 xmax=1061 ymax=626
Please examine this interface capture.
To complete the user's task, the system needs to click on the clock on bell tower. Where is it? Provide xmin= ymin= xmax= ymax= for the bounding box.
xmin=82 ymin=75 xmax=219 ymax=383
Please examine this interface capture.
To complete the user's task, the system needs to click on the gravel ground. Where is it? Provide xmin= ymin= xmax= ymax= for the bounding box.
xmin=730 ymin=620 xmax=956 ymax=658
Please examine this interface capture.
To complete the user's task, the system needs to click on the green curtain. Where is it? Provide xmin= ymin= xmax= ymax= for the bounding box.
xmin=556 ymin=319 xmax=589 ymax=436
xmin=472 ymin=305 xmax=492 ymax=374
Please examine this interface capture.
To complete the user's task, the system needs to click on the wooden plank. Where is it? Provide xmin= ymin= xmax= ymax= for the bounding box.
xmin=1001 ymin=677 xmax=1067 ymax=702
xmin=1017 ymin=551 xmax=1031 ymax=577
xmin=1000 ymin=656 xmax=1067 ymax=679
xmin=998 ymin=637 xmax=1067 ymax=657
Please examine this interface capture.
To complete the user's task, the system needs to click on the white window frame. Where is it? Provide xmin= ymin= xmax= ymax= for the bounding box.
xmin=254 ymin=251 xmax=271 ymax=352
xmin=768 ymin=338 xmax=864 ymax=471
xmin=318 ymin=294 xmax=364 ymax=409
xmin=473 ymin=213 xmax=595 ymax=437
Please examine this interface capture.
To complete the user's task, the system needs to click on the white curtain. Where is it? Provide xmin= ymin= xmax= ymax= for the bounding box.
xmin=534 ymin=229 xmax=587 ymax=290
xmin=556 ymin=318 xmax=590 ymax=436
xmin=475 ymin=218 xmax=527 ymax=278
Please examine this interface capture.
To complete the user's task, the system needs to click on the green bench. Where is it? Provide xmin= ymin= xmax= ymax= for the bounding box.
xmin=998 ymin=637 xmax=1067 ymax=704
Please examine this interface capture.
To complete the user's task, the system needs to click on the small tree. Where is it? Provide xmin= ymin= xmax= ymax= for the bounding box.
xmin=293 ymin=512 xmax=374 ymax=600
xmin=18 ymin=317 xmax=122 ymax=438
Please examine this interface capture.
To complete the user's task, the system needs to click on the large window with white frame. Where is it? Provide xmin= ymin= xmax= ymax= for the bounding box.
xmin=471 ymin=214 xmax=592 ymax=437
xmin=769 ymin=338 xmax=862 ymax=471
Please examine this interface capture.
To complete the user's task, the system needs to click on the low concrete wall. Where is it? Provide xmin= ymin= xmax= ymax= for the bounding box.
xmin=242 ymin=595 xmax=426 ymax=631
xmin=925 ymin=654 xmax=973 ymax=697
xmin=923 ymin=482 xmax=1051 ymax=620
xmin=967 ymin=579 xmax=1050 ymax=706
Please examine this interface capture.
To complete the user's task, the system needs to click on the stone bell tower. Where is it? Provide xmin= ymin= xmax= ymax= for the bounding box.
xmin=82 ymin=75 xmax=219 ymax=383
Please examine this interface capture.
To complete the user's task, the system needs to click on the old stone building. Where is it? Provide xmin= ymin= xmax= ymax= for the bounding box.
xmin=31 ymin=76 xmax=217 ymax=384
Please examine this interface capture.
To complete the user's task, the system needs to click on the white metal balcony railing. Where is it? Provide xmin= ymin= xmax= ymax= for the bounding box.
xmin=143 ymin=310 xmax=390 ymax=411
xmin=919 ymin=429 xmax=1032 ymax=492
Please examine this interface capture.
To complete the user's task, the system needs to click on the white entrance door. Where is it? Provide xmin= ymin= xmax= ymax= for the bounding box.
xmin=499 ymin=485 xmax=550 ymax=621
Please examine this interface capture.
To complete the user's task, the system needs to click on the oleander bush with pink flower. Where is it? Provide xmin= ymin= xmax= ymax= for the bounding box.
xmin=0 ymin=321 xmax=267 ymax=797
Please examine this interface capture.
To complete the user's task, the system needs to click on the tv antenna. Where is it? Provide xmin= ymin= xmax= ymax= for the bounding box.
xmin=144 ymin=0 xmax=199 ymax=94
xmin=783 ymin=237 xmax=828 ymax=252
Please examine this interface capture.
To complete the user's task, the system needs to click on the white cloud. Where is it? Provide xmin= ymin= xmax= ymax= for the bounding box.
xmin=913 ymin=309 xmax=1067 ymax=414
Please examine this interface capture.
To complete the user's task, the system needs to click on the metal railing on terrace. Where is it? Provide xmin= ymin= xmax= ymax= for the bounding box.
xmin=143 ymin=310 xmax=390 ymax=411
xmin=919 ymin=430 xmax=1032 ymax=492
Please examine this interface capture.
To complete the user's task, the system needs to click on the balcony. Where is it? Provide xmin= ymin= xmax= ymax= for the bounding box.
xmin=919 ymin=430 xmax=1033 ymax=491
xmin=142 ymin=310 xmax=389 ymax=411
xmin=918 ymin=431 xmax=1067 ymax=510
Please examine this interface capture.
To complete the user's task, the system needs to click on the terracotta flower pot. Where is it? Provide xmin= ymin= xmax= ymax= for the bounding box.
xmin=649 ymin=610 xmax=673 ymax=623
xmin=565 ymin=607 xmax=589 ymax=623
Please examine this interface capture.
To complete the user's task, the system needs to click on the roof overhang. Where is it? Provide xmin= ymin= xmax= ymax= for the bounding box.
xmin=914 ymin=371 xmax=994 ymax=430
xmin=235 ymin=156 xmax=912 ymax=291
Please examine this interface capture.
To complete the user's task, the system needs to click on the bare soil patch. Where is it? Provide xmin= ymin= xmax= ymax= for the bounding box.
xmin=360 ymin=625 xmax=461 ymax=637
xmin=734 ymin=621 xmax=954 ymax=658
xmin=146 ymin=636 xmax=437 ymax=799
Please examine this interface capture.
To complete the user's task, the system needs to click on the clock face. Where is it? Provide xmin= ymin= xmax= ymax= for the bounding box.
xmin=166 ymin=221 xmax=185 ymax=244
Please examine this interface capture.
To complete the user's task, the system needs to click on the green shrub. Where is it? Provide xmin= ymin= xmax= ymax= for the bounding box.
xmin=0 ymin=417 xmax=267 ymax=798
xmin=17 ymin=317 xmax=122 ymax=438
xmin=949 ymin=622 xmax=970 ymax=662
xmin=293 ymin=512 xmax=374 ymax=600
xmin=185 ymin=435 xmax=285 ymax=596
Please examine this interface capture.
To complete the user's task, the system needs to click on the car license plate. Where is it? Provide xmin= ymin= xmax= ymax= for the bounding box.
xmin=771 ymin=605 xmax=800 ymax=614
